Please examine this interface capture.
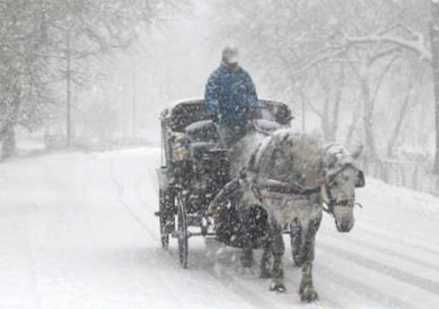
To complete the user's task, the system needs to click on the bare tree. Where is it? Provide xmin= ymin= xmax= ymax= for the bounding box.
xmin=211 ymin=0 xmax=432 ymax=161
xmin=0 ymin=0 xmax=54 ymax=158
xmin=0 ymin=0 xmax=189 ymax=155
xmin=430 ymin=0 xmax=439 ymax=172
xmin=42 ymin=0 xmax=188 ymax=147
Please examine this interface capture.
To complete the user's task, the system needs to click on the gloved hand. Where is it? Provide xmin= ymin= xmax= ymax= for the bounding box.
xmin=211 ymin=113 xmax=221 ymax=123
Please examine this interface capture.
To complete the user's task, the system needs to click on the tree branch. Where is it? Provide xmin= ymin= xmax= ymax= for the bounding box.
xmin=345 ymin=34 xmax=431 ymax=62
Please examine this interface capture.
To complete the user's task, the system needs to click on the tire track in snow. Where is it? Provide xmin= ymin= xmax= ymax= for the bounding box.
xmin=126 ymin=209 xmax=284 ymax=309
xmin=136 ymin=152 xmax=398 ymax=308
xmin=314 ymin=263 xmax=412 ymax=309
xmin=282 ymin=242 xmax=411 ymax=308
xmin=319 ymin=242 xmax=439 ymax=295
xmin=281 ymin=258 xmax=392 ymax=308
xmin=320 ymin=233 xmax=439 ymax=272
xmin=358 ymin=219 xmax=439 ymax=257
xmin=110 ymin=154 xmax=294 ymax=309
xmin=112 ymin=188 xmax=285 ymax=308
xmin=135 ymin=218 xmax=284 ymax=309
xmin=204 ymin=265 xmax=285 ymax=309
xmin=122 ymin=149 xmax=427 ymax=308
xmin=106 ymin=169 xmax=227 ymax=308
xmin=197 ymin=249 xmax=342 ymax=309
xmin=281 ymin=273 xmax=345 ymax=308
xmin=116 ymin=189 xmax=337 ymax=308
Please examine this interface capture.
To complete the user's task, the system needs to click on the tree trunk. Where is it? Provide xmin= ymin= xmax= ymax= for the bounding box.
xmin=329 ymin=65 xmax=345 ymax=142
xmin=386 ymin=85 xmax=412 ymax=157
xmin=297 ymin=89 xmax=308 ymax=133
xmin=360 ymin=77 xmax=378 ymax=159
xmin=345 ymin=95 xmax=362 ymax=148
xmin=431 ymin=1 xmax=439 ymax=173
xmin=131 ymin=70 xmax=136 ymax=138
xmin=301 ymin=93 xmax=306 ymax=133
xmin=322 ymin=95 xmax=331 ymax=141
xmin=329 ymin=93 xmax=340 ymax=142
xmin=66 ymin=30 xmax=72 ymax=148
xmin=2 ymin=123 xmax=16 ymax=159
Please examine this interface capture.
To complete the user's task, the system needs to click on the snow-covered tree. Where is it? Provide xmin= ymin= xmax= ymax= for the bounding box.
xmin=0 ymin=0 xmax=55 ymax=158
xmin=41 ymin=0 xmax=189 ymax=147
xmin=0 ymin=0 xmax=189 ymax=157
xmin=210 ymin=0 xmax=434 ymax=162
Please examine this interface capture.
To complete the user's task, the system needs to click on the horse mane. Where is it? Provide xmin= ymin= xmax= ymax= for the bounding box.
xmin=249 ymin=129 xmax=324 ymax=187
xmin=322 ymin=143 xmax=357 ymax=172
xmin=230 ymin=128 xmax=358 ymax=188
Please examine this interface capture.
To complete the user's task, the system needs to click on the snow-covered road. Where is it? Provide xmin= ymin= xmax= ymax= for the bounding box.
xmin=1 ymin=148 xmax=439 ymax=308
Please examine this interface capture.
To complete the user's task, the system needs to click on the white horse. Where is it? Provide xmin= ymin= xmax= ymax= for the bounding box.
xmin=211 ymin=128 xmax=365 ymax=302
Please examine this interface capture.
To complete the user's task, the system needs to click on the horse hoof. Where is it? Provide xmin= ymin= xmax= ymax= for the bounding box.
xmin=269 ymin=282 xmax=286 ymax=293
xmin=300 ymin=286 xmax=318 ymax=303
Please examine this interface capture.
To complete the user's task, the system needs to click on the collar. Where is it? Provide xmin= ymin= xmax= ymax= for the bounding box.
xmin=221 ymin=62 xmax=240 ymax=72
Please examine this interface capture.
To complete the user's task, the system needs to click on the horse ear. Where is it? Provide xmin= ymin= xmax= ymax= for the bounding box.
xmin=355 ymin=170 xmax=365 ymax=188
xmin=351 ymin=144 xmax=364 ymax=160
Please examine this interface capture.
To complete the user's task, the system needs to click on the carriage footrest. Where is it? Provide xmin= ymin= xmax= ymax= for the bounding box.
xmin=171 ymin=231 xmax=216 ymax=239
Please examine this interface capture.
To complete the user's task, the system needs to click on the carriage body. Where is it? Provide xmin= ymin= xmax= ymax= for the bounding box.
xmin=156 ymin=98 xmax=293 ymax=268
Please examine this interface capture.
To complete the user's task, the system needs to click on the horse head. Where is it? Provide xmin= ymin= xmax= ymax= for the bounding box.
xmin=321 ymin=144 xmax=365 ymax=233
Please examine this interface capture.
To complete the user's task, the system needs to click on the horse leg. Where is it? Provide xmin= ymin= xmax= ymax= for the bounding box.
xmin=290 ymin=218 xmax=305 ymax=267
xmin=259 ymin=235 xmax=272 ymax=278
xmin=299 ymin=260 xmax=317 ymax=302
xmin=240 ymin=247 xmax=254 ymax=268
xmin=298 ymin=216 xmax=321 ymax=302
xmin=239 ymin=207 xmax=254 ymax=268
xmin=268 ymin=222 xmax=286 ymax=293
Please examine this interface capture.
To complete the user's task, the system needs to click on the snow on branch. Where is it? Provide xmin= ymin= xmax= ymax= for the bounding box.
xmin=345 ymin=33 xmax=432 ymax=63
xmin=287 ymin=47 xmax=347 ymax=78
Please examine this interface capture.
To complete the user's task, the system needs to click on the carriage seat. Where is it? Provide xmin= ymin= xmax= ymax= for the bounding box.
xmin=252 ymin=119 xmax=283 ymax=134
xmin=185 ymin=120 xmax=220 ymax=143
xmin=189 ymin=142 xmax=221 ymax=160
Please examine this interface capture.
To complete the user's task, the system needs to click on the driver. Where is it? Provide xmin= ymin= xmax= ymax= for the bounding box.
xmin=205 ymin=46 xmax=258 ymax=146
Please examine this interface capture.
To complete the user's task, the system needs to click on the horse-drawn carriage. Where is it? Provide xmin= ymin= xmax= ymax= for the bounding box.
xmin=156 ymin=98 xmax=293 ymax=268
xmin=156 ymin=98 xmax=365 ymax=302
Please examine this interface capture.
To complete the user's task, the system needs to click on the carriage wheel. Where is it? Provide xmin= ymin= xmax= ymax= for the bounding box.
xmin=290 ymin=222 xmax=302 ymax=267
xmin=159 ymin=189 xmax=170 ymax=249
xmin=176 ymin=193 xmax=189 ymax=269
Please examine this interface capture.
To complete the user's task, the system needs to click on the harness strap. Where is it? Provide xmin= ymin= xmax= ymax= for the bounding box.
xmin=258 ymin=183 xmax=321 ymax=196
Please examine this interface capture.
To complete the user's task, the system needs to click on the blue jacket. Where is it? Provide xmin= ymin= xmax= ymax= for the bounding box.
xmin=205 ymin=64 xmax=258 ymax=127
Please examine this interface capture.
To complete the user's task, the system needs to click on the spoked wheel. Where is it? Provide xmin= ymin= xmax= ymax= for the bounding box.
xmin=290 ymin=221 xmax=303 ymax=267
xmin=158 ymin=189 xmax=170 ymax=249
xmin=176 ymin=192 xmax=189 ymax=269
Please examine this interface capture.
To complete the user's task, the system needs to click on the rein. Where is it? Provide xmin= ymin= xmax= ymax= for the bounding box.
xmin=211 ymin=132 xmax=365 ymax=216
xmin=254 ymin=163 xmax=362 ymax=215
xmin=321 ymin=164 xmax=364 ymax=215
xmin=254 ymin=181 xmax=321 ymax=197
xmin=254 ymin=163 xmax=351 ymax=198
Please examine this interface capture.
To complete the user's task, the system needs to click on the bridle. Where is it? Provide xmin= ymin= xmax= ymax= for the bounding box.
xmin=210 ymin=135 xmax=365 ymax=217
xmin=320 ymin=164 xmax=363 ymax=215
xmin=321 ymin=182 xmax=347 ymax=215
xmin=245 ymin=160 xmax=365 ymax=218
